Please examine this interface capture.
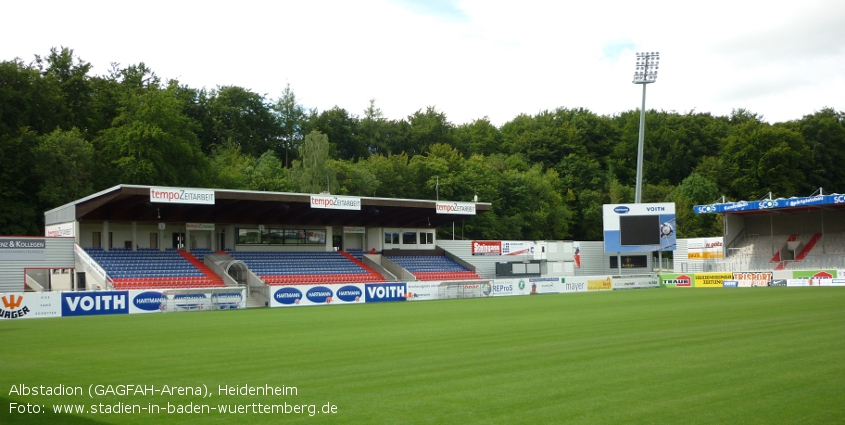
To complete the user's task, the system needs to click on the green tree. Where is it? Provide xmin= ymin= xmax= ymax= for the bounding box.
xmin=32 ymin=128 xmax=95 ymax=208
xmin=360 ymin=99 xmax=389 ymax=155
xmin=671 ymin=173 xmax=722 ymax=237
xmin=97 ymin=81 xmax=208 ymax=186
xmin=273 ymin=83 xmax=306 ymax=167
xmin=409 ymin=143 xmax=467 ymax=201
xmin=403 ymin=107 xmax=454 ymax=157
xmin=0 ymin=130 xmax=40 ymax=235
xmin=720 ymin=119 xmax=810 ymax=198
xmin=207 ymin=85 xmax=278 ymax=157
xmin=493 ymin=165 xmax=573 ymax=240
xmin=305 ymin=106 xmax=365 ymax=161
xmin=361 ymin=153 xmax=412 ymax=198
xmin=290 ymin=131 xmax=337 ymax=193
xmin=249 ymin=151 xmax=292 ymax=192
xmin=454 ymin=117 xmax=503 ymax=157
xmin=37 ymin=47 xmax=94 ymax=135
xmin=792 ymin=108 xmax=845 ymax=191
xmin=209 ymin=140 xmax=254 ymax=189
xmin=0 ymin=58 xmax=64 ymax=137
xmin=329 ymin=159 xmax=380 ymax=196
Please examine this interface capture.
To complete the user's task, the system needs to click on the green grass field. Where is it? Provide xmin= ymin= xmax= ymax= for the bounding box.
xmin=2 ymin=288 xmax=844 ymax=424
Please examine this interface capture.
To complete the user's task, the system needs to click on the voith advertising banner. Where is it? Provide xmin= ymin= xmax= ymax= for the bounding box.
xmin=0 ymin=293 xmax=61 ymax=320
xmin=61 ymin=291 xmax=129 ymax=317
xmin=364 ymin=283 xmax=407 ymax=302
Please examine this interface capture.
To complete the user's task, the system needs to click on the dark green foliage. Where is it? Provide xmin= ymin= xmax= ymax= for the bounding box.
xmin=2 ymin=47 xmax=844 ymax=239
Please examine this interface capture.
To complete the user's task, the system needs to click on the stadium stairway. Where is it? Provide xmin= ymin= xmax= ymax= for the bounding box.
xmin=339 ymin=251 xmax=386 ymax=282
xmin=795 ymin=233 xmax=823 ymax=261
xmin=771 ymin=233 xmax=823 ymax=270
xmin=178 ymin=250 xmax=225 ymax=286
xmin=770 ymin=234 xmax=797 ymax=263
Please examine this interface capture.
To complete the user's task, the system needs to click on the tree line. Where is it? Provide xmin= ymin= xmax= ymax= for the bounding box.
xmin=2 ymin=48 xmax=844 ymax=240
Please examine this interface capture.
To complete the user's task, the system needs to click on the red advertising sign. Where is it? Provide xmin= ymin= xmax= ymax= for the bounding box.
xmin=472 ymin=241 xmax=502 ymax=255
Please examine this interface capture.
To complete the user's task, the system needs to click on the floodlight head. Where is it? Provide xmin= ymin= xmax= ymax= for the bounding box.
xmin=632 ymin=51 xmax=660 ymax=84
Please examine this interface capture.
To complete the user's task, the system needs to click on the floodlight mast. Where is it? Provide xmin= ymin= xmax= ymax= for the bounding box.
xmin=632 ymin=51 xmax=660 ymax=203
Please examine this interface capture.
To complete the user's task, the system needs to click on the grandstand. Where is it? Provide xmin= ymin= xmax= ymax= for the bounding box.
xmin=85 ymin=247 xmax=225 ymax=290
xmin=696 ymin=192 xmax=845 ymax=272
xmin=227 ymin=250 xmax=385 ymax=285
xmin=385 ymin=254 xmax=482 ymax=281
xmin=3 ymin=184 xmax=494 ymax=297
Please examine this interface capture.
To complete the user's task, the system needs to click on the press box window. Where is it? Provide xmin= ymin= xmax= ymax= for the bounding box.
xmin=402 ymin=232 xmax=417 ymax=245
xmin=384 ymin=232 xmax=399 ymax=244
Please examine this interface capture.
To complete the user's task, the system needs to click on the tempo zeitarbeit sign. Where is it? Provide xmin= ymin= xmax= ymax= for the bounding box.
xmin=149 ymin=187 xmax=215 ymax=205
xmin=435 ymin=201 xmax=476 ymax=215
xmin=310 ymin=195 xmax=362 ymax=210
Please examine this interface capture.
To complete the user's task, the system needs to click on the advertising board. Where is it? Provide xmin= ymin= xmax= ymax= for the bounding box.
xmin=406 ymin=282 xmax=441 ymax=301
xmin=0 ymin=292 xmax=61 ymax=320
xmin=62 ymin=291 xmax=129 ymax=317
xmin=310 ymin=195 xmax=362 ymax=211
xmin=150 ymin=187 xmax=215 ymax=205
xmin=587 ymin=277 xmax=613 ymax=291
xmin=559 ymin=277 xmax=588 ymax=293
xmin=270 ymin=284 xmax=366 ymax=307
xmin=695 ymin=272 xmax=734 ymax=288
xmin=686 ymin=237 xmax=724 ymax=259
xmin=491 ymin=279 xmax=520 ymax=296
xmin=611 ymin=276 xmax=659 ymax=290
xmin=661 ymin=273 xmax=693 ymax=288
xmin=732 ymin=271 xmax=773 ymax=287
xmin=435 ymin=201 xmax=476 ymax=215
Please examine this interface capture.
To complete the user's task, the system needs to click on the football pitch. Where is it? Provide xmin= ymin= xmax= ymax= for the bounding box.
xmin=2 ymin=288 xmax=844 ymax=424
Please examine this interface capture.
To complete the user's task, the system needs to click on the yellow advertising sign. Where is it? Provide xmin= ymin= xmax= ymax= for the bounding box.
xmin=687 ymin=251 xmax=724 ymax=259
xmin=588 ymin=278 xmax=612 ymax=291
xmin=693 ymin=272 xmax=734 ymax=288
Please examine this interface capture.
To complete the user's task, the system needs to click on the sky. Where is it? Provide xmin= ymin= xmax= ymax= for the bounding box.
xmin=3 ymin=0 xmax=844 ymax=126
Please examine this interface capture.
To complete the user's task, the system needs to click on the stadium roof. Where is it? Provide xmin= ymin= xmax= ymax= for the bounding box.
xmin=694 ymin=193 xmax=845 ymax=215
xmin=47 ymin=185 xmax=492 ymax=228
